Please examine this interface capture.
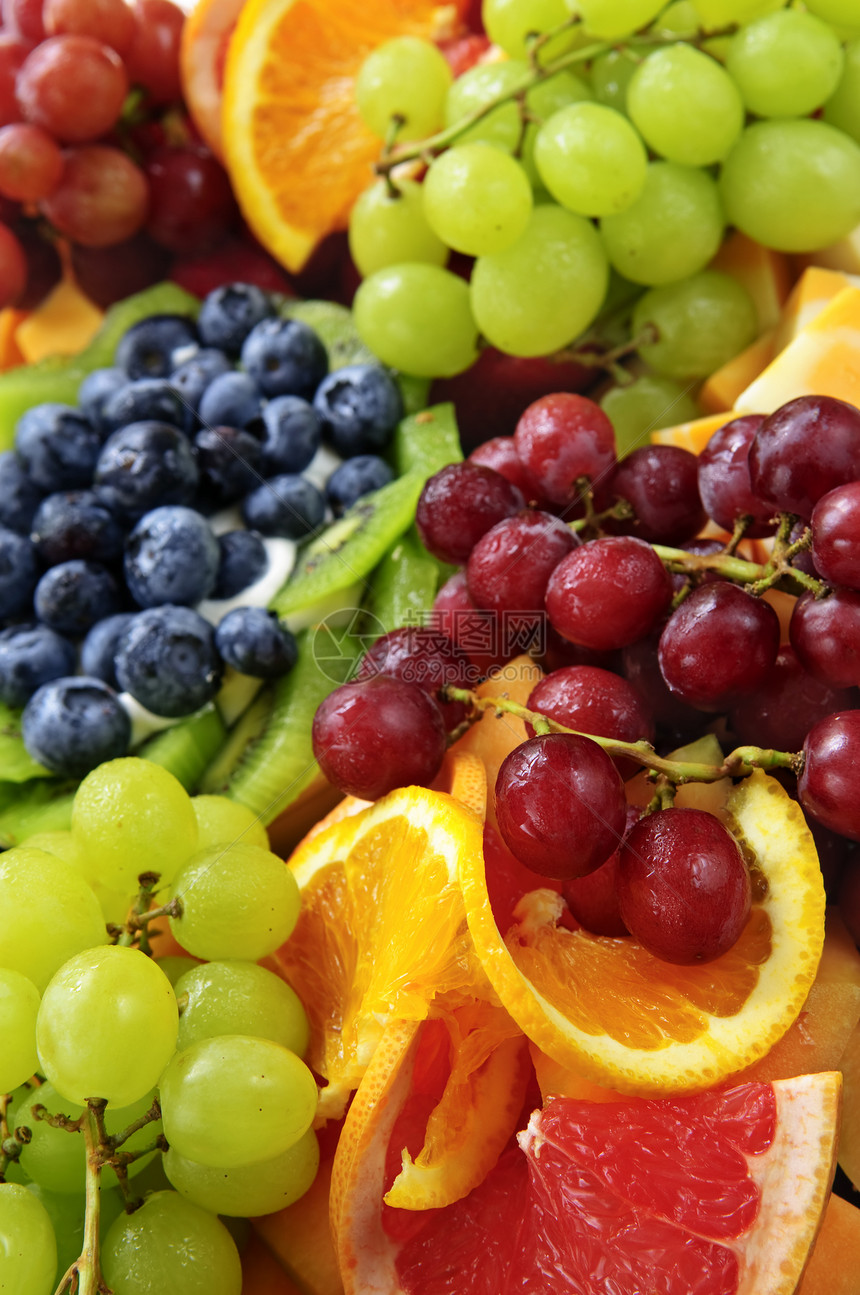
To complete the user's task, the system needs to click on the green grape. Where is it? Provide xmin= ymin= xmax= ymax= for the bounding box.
xmin=22 ymin=830 xmax=82 ymax=870
xmin=577 ymin=0 xmax=666 ymax=39
xmin=600 ymin=374 xmax=701 ymax=457
xmin=692 ymin=0 xmax=788 ymax=23
xmin=824 ymin=40 xmax=860 ymax=146
xmin=71 ymin=757 xmax=199 ymax=894
xmin=354 ymin=36 xmax=452 ymax=142
xmin=534 ymin=102 xmax=647 ymax=216
xmin=102 ymin=1190 xmax=242 ymax=1295
xmin=589 ymin=49 xmax=637 ymax=113
xmin=0 ymin=1182 xmax=57 ymax=1295
xmin=36 ymin=946 xmax=178 ymax=1108
xmin=444 ymin=60 xmax=526 ymax=152
xmin=175 ymin=960 xmax=310 ymax=1056
xmin=653 ymin=1 xmax=699 ymax=35
xmin=159 ymin=1035 xmax=318 ymax=1168
xmin=520 ymin=70 xmax=594 ymax=185
xmin=168 ymin=842 xmax=301 ymax=962
xmin=0 ymin=967 xmax=39 ymax=1092
xmin=0 ymin=847 xmax=106 ymax=992
xmin=804 ymin=0 xmax=860 ymax=37
xmin=190 ymin=794 xmax=269 ymax=853
xmin=423 ymin=143 xmax=533 ymax=256
xmin=12 ymin=1082 xmax=162 ymax=1193
xmin=726 ymin=9 xmax=844 ymax=118
xmin=599 ymin=161 xmax=724 ymax=287
xmin=348 ymin=177 xmax=448 ymax=277
xmin=483 ymin=0 xmax=580 ymax=60
xmin=720 ymin=119 xmax=860 ymax=253
xmin=470 ymin=203 xmax=608 ymax=357
xmin=164 ymin=1127 xmax=319 ymax=1218
xmin=627 ymin=44 xmax=743 ymax=167
xmin=353 ymin=262 xmax=479 ymax=378
xmin=25 ymin=1181 xmax=124 ymax=1285
xmin=156 ymin=955 xmax=200 ymax=986
xmin=633 ymin=270 xmax=758 ymax=380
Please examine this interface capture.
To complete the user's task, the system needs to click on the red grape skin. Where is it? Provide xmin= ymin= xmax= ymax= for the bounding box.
xmin=728 ymin=645 xmax=855 ymax=752
xmin=429 ymin=570 xmax=509 ymax=680
xmin=2 ymin=0 xmax=45 ymax=44
xmin=513 ymin=392 xmax=617 ymax=509
xmin=416 ymin=462 xmax=526 ymax=566
xmin=545 ymin=535 xmax=672 ymax=652
xmin=466 ymin=509 xmax=577 ymax=631
xmin=526 ymin=664 xmax=654 ymax=778
xmin=0 ymin=122 xmax=62 ymax=201
xmin=145 ymin=145 xmax=239 ymax=256
xmin=0 ymin=217 xmax=26 ymax=306
xmin=14 ymin=217 xmax=62 ymax=307
xmin=605 ymin=444 xmax=706 ymax=546
xmin=617 ymin=808 xmax=751 ymax=964
xmin=837 ymin=858 xmax=860 ymax=947
xmin=562 ymin=804 xmax=640 ymax=937
xmin=43 ymin=0 xmax=136 ymax=55
xmin=810 ymin=481 xmax=860 ymax=590
xmin=0 ymin=33 xmax=33 ymax=127
xmin=621 ymin=626 xmax=704 ymax=739
xmin=468 ymin=436 xmax=549 ymax=509
xmin=40 ymin=145 xmax=149 ymax=247
xmin=790 ymin=589 xmax=860 ymax=689
xmin=798 ymin=710 xmax=860 ymax=842
xmin=658 ymin=582 xmax=780 ymax=710
xmin=355 ymin=626 xmax=475 ymax=731
xmin=16 ymin=35 xmax=129 ymax=143
xmin=495 ymin=732 xmax=627 ymax=880
xmin=70 ymin=230 xmax=171 ymax=308
xmin=124 ymin=0 xmax=184 ymax=105
xmin=696 ymin=414 xmax=776 ymax=539
xmin=748 ymin=395 xmax=860 ymax=520
xmin=312 ymin=674 xmax=447 ymax=801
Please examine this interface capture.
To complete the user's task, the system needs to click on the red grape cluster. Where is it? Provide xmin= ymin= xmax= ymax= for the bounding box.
xmin=313 ymin=389 xmax=860 ymax=966
xmin=0 ymin=0 xmax=242 ymax=310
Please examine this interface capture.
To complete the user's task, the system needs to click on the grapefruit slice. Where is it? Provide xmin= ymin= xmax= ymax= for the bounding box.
xmin=179 ymin=0 xmax=244 ymax=159
xmin=334 ymin=1016 xmax=840 ymax=1295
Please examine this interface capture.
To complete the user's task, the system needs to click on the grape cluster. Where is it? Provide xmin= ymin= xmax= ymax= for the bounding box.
xmin=0 ymin=756 xmax=316 ymax=1295
xmin=347 ymin=0 xmax=860 ymax=385
xmin=314 ymin=387 xmax=860 ymax=966
xmin=0 ymin=281 xmax=405 ymax=776
xmin=0 ymin=0 xmax=249 ymax=311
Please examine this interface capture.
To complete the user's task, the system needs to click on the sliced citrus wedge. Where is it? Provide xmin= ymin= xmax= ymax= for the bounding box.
xmin=179 ymin=0 xmax=243 ymax=159
xmin=460 ymin=769 xmax=826 ymax=1095
xmin=221 ymin=0 xmax=469 ymax=273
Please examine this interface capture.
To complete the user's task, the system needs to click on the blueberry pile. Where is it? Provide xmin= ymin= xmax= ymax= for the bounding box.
xmin=0 ymin=283 xmax=405 ymax=778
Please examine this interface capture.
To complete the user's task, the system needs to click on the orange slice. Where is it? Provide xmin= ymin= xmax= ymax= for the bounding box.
xmin=221 ymin=0 xmax=469 ymax=273
xmin=460 ymin=769 xmax=826 ymax=1095
xmin=179 ymin=0 xmax=244 ymax=159
xmin=270 ymin=773 xmax=489 ymax=1122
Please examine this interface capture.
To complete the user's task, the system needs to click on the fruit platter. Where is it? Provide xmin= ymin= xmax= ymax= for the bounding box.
xmin=2 ymin=0 xmax=860 ymax=1292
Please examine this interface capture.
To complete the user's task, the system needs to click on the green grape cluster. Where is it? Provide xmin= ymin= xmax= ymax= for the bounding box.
xmin=0 ymin=756 xmax=317 ymax=1295
xmin=348 ymin=0 xmax=860 ymax=389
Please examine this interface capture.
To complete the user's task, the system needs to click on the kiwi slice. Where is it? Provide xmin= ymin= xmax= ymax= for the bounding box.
xmin=388 ymin=401 xmax=462 ymax=477
xmin=362 ymin=527 xmax=445 ymax=638
xmin=135 ymin=703 xmax=226 ymax=790
xmin=0 ymin=777 xmax=77 ymax=846
xmin=199 ymin=626 xmax=360 ymax=823
xmin=0 ymin=281 xmax=200 ymax=449
xmin=0 ymin=702 xmax=52 ymax=783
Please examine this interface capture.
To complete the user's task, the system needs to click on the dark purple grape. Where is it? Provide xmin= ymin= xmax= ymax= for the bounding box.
xmin=513 ymin=393 xmax=617 ymax=508
xmin=810 ymin=481 xmax=860 ymax=590
xmin=658 ymin=582 xmax=780 ymax=710
xmin=415 ymin=462 xmax=526 ymax=566
xmin=668 ymin=538 xmax=726 ymax=596
xmin=545 ymin=535 xmax=672 ymax=651
xmin=311 ymin=674 xmax=446 ymax=801
xmin=696 ymin=414 xmax=776 ymax=538
xmin=799 ymin=710 xmax=860 ymax=842
xmin=466 ymin=510 xmax=577 ymax=644
xmin=617 ymin=807 xmax=751 ymax=964
xmin=429 ymin=570 xmax=507 ymax=680
xmin=621 ymin=627 xmax=704 ymax=739
xmin=729 ymin=645 xmax=855 ymax=752
xmin=748 ymin=395 xmax=860 ymax=520
xmin=562 ymin=804 xmax=640 ymax=937
xmin=605 ymin=444 xmax=706 ymax=545
xmin=355 ymin=626 xmax=475 ymax=731
xmin=790 ymin=589 xmax=860 ymax=689
xmin=526 ymin=664 xmax=654 ymax=778
xmin=495 ymin=732 xmax=626 ymax=879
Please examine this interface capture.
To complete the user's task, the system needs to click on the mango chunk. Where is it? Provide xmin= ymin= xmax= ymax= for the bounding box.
xmin=15 ymin=277 xmax=104 ymax=364
xmin=710 ymin=229 xmax=793 ymax=333
xmin=650 ymin=410 xmax=738 ymax=455
xmin=773 ymin=265 xmax=860 ymax=354
xmin=699 ymin=329 xmax=776 ymax=414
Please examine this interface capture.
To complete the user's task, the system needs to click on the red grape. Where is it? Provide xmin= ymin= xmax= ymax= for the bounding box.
xmin=728 ymin=645 xmax=855 ymax=752
xmin=545 ymin=535 xmax=672 ymax=651
xmin=606 ymin=444 xmax=706 ymax=546
xmin=43 ymin=0 xmax=135 ymax=55
xmin=466 ymin=509 xmax=577 ymax=639
xmin=798 ymin=710 xmax=860 ymax=842
xmin=697 ymin=414 xmax=775 ymax=538
xmin=16 ymin=34 xmax=129 ymax=143
xmin=13 ymin=216 xmax=62 ymax=307
xmin=513 ymin=392 xmax=617 ymax=509
xmin=495 ymin=732 xmax=627 ymax=879
xmin=312 ymin=674 xmax=447 ymax=801
xmin=617 ymin=808 xmax=751 ymax=964
xmin=0 ymin=32 xmax=32 ymax=127
xmin=2 ymin=0 xmax=45 ymax=43
xmin=0 ymin=217 xmax=26 ymax=305
xmin=429 ymin=571 xmax=508 ymax=680
xmin=40 ymin=145 xmax=149 ymax=247
xmin=526 ymin=664 xmax=654 ymax=777
xmin=810 ymin=481 xmax=860 ymax=590
xmin=621 ymin=627 xmax=703 ymax=739
xmin=355 ymin=626 xmax=475 ymax=731
xmin=468 ymin=436 xmax=548 ymax=508
xmin=790 ymin=589 xmax=860 ymax=689
xmin=749 ymin=395 xmax=860 ymax=520
xmin=124 ymin=0 xmax=184 ymax=105
xmin=562 ymin=804 xmax=640 ymax=937
xmin=416 ymin=462 xmax=526 ymax=565
xmin=144 ymin=145 xmax=239 ymax=256
xmin=0 ymin=121 xmax=62 ymax=201
xmin=70 ymin=230 xmax=171 ymax=308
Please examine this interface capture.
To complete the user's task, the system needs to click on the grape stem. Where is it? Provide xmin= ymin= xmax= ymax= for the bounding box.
xmin=653 ymin=519 xmax=828 ymax=599
xmin=442 ymin=686 xmax=802 ymax=783
xmin=54 ymin=1102 xmax=111 ymax=1295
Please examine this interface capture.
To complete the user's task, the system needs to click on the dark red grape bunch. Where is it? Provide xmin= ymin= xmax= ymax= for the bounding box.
xmin=354 ymin=625 xmax=475 ymax=732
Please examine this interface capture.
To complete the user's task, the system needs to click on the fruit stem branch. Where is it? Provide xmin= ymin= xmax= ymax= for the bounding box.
xmin=748 ymin=514 xmax=827 ymax=597
xmin=54 ymin=1103 xmax=110 ymax=1295
xmin=102 ymin=1098 xmax=162 ymax=1153
xmin=652 ymin=541 xmax=826 ymax=597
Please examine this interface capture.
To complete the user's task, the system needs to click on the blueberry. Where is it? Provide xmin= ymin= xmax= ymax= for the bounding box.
xmin=198 ymin=371 xmax=264 ymax=430
xmin=94 ymin=421 xmax=199 ymax=522
xmin=115 ymin=605 xmax=223 ymax=717
xmin=0 ymin=623 xmax=77 ymax=708
xmin=259 ymin=395 xmax=321 ymax=476
xmin=240 ymin=317 xmax=328 ymax=400
xmin=31 ymin=491 xmax=125 ymax=567
xmin=101 ymin=377 xmax=191 ymax=437
xmin=0 ymin=451 xmax=43 ymax=534
xmin=326 ymin=455 xmax=393 ymax=516
xmin=22 ymin=676 xmax=131 ymax=777
xmin=194 ymin=424 xmax=263 ymax=506
xmin=124 ymin=505 xmax=220 ymax=608
xmin=313 ymin=364 xmax=403 ymax=458
xmin=77 ymin=367 xmax=127 ymax=435
xmin=170 ymin=348 xmax=232 ymax=414
xmin=80 ymin=612 xmax=136 ymax=689
xmin=197 ymin=283 xmax=274 ymax=355
xmin=241 ymin=474 xmax=325 ymax=539
xmin=115 ymin=314 xmax=200 ymax=379
xmin=212 ymin=530 xmax=268 ymax=598
xmin=15 ymin=403 xmax=102 ymax=492
xmin=0 ymin=526 xmax=39 ymax=619
xmin=34 ymin=560 xmax=122 ymax=636
xmin=215 ymin=607 xmax=298 ymax=679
